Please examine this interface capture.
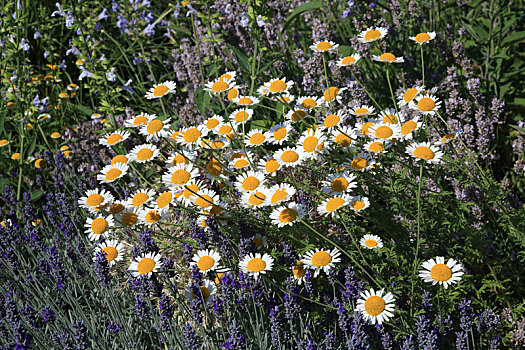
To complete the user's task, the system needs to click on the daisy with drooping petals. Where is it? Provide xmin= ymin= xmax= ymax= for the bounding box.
xmin=138 ymin=208 xmax=166 ymax=226
xmin=336 ymin=53 xmax=361 ymax=67
xmin=229 ymin=108 xmax=254 ymax=125
xmin=321 ymin=172 xmax=357 ymax=194
xmin=409 ymin=94 xmax=441 ymax=115
xmin=319 ymin=111 xmax=347 ymax=131
xmin=349 ymin=105 xmax=376 ymax=117
xmin=267 ymin=123 xmax=292 ymax=145
xmin=285 ymin=108 xmax=308 ymax=123
xmin=185 ymin=280 xmax=217 ymax=304
xmin=419 ymin=256 xmax=464 ymax=289
xmin=323 ymin=86 xmax=347 ymax=105
xmin=128 ymin=143 xmax=160 ymax=163
xmin=239 ymin=252 xmax=274 ymax=279
xmin=292 ymin=261 xmax=307 ymax=284
xmin=235 ymin=170 xmax=265 ymax=193
xmin=270 ymin=202 xmax=305 ymax=227
xmin=310 ymin=40 xmax=339 ymax=53
xmin=398 ymin=85 xmax=424 ymax=107
xmin=119 ymin=208 xmax=140 ymax=228
xmin=406 ymin=142 xmax=443 ymax=164
xmin=97 ymin=163 xmax=128 ymax=184
xmin=140 ymin=117 xmax=172 ymax=141
xmin=257 ymin=77 xmax=294 ymax=95
xmin=368 ymin=122 xmax=402 ymax=141
xmin=400 ymin=117 xmax=423 ymax=140
xmin=409 ymin=31 xmax=436 ymax=45
xmin=348 ymin=153 xmax=376 ymax=172
xmin=330 ymin=126 xmax=357 ymax=149
xmin=360 ymin=234 xmax=383 ymax=249
xmin=245 ymin=129 xmax=268 ymax=147
xmin=94 ymin=240 xmax=125 ymax=266
xmin=99 ymin=130 xmax=130 ymax=147
xmin=355 ymin=288 xmax=395 ymax=325
xmin=298 ymin=129 xmax=327 ymax=159
xmin=258 ymin=157 xmax=281 ymax=175
xmin=204 ymin=77 xmax=236 ymax=95
xmin=274 ymin=148 xmax=304 ymax=168
xmin=241 ymin=189 xmax=271 ymax=209
xmin=124 ymin=113 xmax=155 ymax=128
xmin=126 ymin=188 xmax=156 ymax=208
xmin=253 ymin=234 xmax=267 ymax=249
xmin=349 ymin=196 xmax=370 ymax=213
xmin=439 ymin=133 xmax=457 ymax=144
xmin=301 ymin=248 xmax=341 ymax=277
xmin=128 ymin=252 xmax=163 ymax=277
xmin=203 ymin=115 xmax=224 ymax=132
xmin=378 ymin=108 xmax=401 ymax=125
xmin=191 ymin=249 xmax=222 ymax=274
xmin=162 ymin=163 xmax=199 ymax=189
xmin=372 ymin=53 xmax=405 ymax=64
xmin=232 ymin=95 xmax=260 ymax=106
xmin=78 ymin=189 xmax=114 ymax=212
xmin=145 ymin=81 xmax=176 ymax=99
xmin=364 ymin=140 xmax=391 ymax=154
xmin=297 ymin=96 xmax=323 ymax=110
xmin=267 ymin=183 xmax=296 ymax=206
xmin=357 ymin=27 xmax=388 ymax=43
xmin=317 ymin=194 xmax=352 ymax=216
xmin=84 ymin=215 xmax=114 ymax=241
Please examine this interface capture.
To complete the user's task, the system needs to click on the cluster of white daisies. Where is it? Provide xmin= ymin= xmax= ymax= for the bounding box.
xmin=77 ymin=26 xmax=464 ymax=325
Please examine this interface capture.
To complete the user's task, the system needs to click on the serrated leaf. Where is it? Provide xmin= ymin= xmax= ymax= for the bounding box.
xmin=282 ymin=2 xmax=323 ymax=32
xmin=502 ymin=31 xmax=525 ymax=46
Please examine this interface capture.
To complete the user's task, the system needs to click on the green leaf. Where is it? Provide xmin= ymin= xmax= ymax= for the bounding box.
xmin=227 ymin=44 xmax=251 ymax=73
xmin=338 ymin=45 xmax=354 ymax=57
xmin=194 ymin=87 xmax=211 ymax=114
xmin=0 ymin=111 xmax=5 ymax=134
xmin=281 ymin=2 xmax=323 ymax=32
xmin=31 ymin=190 xmax=44 ymax=200
xmin=144 ymin=169 xmax=154 ymax=179
xmin=72 ymin=104 xmax=93 ymax=117
xmin=502 ymin=31 xmax=525 ymax=46
xmin=26 ymin=135 xmax=37 ymax=157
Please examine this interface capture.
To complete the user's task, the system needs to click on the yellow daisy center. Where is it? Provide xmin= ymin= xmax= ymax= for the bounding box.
xmin=238 ymin=97 xmax=253 ymax=105
xmin=137 ymin=258 xmax=156 ymax=274
xmin=122 ymin=212 xmax=138 ymax=226
xmin=383 ymin=114 xmax=398 ymax=124
xmin=364 ymin=29 xmax=381 ymax=41
xmin=269 ymin=80 xmax=287 ymax=93
xmin=105 ymin=168 xmax=122 ymax=181
xmin=137 ymin=148 xmax=153 ymax=161
xmin=195 ymin=195 xmax=213 ymax=208
xmin=401 ymin=120 xmax=417 ymax=135
xmin=324 ymin=87 xmax=339 ymax=102
xmin=365 ymin=239 xmax=378 ymax=247
xmin=354 ymin=108 xmax=369 ymax=115
xmin=197 ymin=256 xmax=215 ymax=271
xmin=361 ymin=122 xmax=374 ymax=135
xmin=172 ymin=154 xmax=187 ymax=165
xmin=291 ymin=110 xmax=306 ymax=121
xmin=109 ymin=203 xmax=125 ymax=214
xmin=147 ymin=119 xmax=164 ymax=134
xmin=250 ymin=133 xmax=266 ymax=145
xmin=51 ymin=132 xmax=61 ymax=138
xmin=145 ymin=210 xmax=162 ymax=223
xmin=280 ymin=150 xmax=299 ymax=163
xmin=199 ymin=286 xmax=211 ymax=300
xmin=415 ymin=32 xmax=431 ymax=43
xmin=430 ymin=263 xmax=453 ymax=281
xmin=207 ymin=159 xmax=222 ymax=176
xmin=211 ymin=80 xmax=229 ymax=93
xmin=184 ymin=128 xmax=201 ymax=143
xmin=106 ymin=134 xmax=123 ymax=145
xmin=91 ymin=218 xmax=108 ymax=234
xmin=279 ymin=208 xmax=298 ymax=223
xmin=253 ymin=237 xmax=263 ymax=247
xmin=403 ymin=88 xmax=418 ymax=103
xmin=316 ymin=41 xmax=332 ymax=51
xmin=206 ymin=119 xmax=219 ymax=129
xmin=417 ymin=97 xmax=436 ymax=111
xmin=326 ymin=197 xmax=345 ymax=212
xmin=413 ymin=146 xmax=435 ymax=160
xmin=35 ymin=159 xmax=46 ymax=168
xmin=234 ymin=158 xmax=249 ymax=169
xmin=248 ymin=192 xmax=266 ymax=206
xmin=271 ymin=189 xmax=288 ymax=204
xmin=324 ymin=114 xmax=340 ymax=128
xmin=333 ymin=133 xmax=351 ymax=148
xmin=375 ymin=126 xmax=393 ymax=139
xmin=227 ymin=88 xmax=238 ymax=101
xmin=301 ymin=98 xmax=317 ymax=109
xmin=183 ymin=184 xmax=200 ymax=199
xmin=311 ymin=251 xmax=332 ymax=267
xmin=242 ymin=177 xmax=260 ymax=191
xmin=352 ymin=200 xmax=365 ymax=210
xmin=303 ymin=136 xmax=319 ymax=153
xmin=379 ymin=53 xmax=396 ymax=62
xmin=246 ymin=258 xmax=266 ymax=273
xmin=86 ymin=193 xmax=104 ymax=207
xmin=273 ymin=128 xmax=287 ymax=140
xmin=351 ymin=157 xmax=368 ymax=170
xmin=369 ymin=142 xmax=385 ymax=153
xmin=132 ymin=193 xmax=149 ymax=207
xmin=171 ymin=169 xmax=191 ymax=185
xmin=293 ymin=261 xmax=306 ymax=278
xmin=218 ymin=125 xmax=232 ymax=134
xmin=102 ymin=246 xmax=118 ymax=261
xmin=331 ymin=177 xmax=349 ymax=192
xmin=133 ymin=116 xmax=149 ymax=125
xmin=341 ymin=56 xmax=356 ymax=65
xmin=442 ymin=133 xmax=456 ymax=142
xmin=153 ymin=85 xmax=169 ymax=97
xmin=234 ymin=111 xmax=249 ymax=123
xmin=111 ymin=155 xmax=128 ymax=165
xmin=265 ymin=159 xmax=280 ymax=173
xmin=364 ymin=296 xmax=386 ymax=316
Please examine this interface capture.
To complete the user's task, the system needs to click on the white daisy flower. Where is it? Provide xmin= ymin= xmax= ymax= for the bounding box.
xmin=99 ymin=130 xmax=130 ymax=147
xmin=258 ymin=157 xmax=281 ymax=175
xmin=245 ymin=129 xmax=268 ymax=147
xmin=298 ymin=128 xmax=327 ymax=159
xmin=241 ymin=189 xmax=271 ymax=209
xmin=357 ymin=27 xmax=388 ymax=43
xmin=125 ymin=188 xmax=156 ymax=208
xmin=355 ymin=288 xmax=395 ymax=325
xmin=128 ymin=252 xmax=163 ymax=277
xmin=185 ymin=280 xmax=217 ymax=304
xmin=235 ymin=170 xmax=266 ymax=193
xmin=323 ymin=86 xmax=347 ymax=105
xmin=274 ymin=147 xmax=305 ymax=168
xmin=409 ymin=94 xmax=442 ymax=115
xmin=128 ymin=143 xmax=160 ymax=163
xmin=398 ymin=86 xmax=424 ymax=107
xmin=349 ymin=105 xmax=376 ymax=117
xmin=321 ymin=172 xmax=357 ymax=194
xmin=145 ymin=81 xmax=176 ymax=99
xmin=267 ymin=123 xmax=292 ymax=145
xmin=319 ymin=111 xmax=347 ymax=131
xmin=377 ymin=108 xmax=401 ymax=125
xmin=204 ymin=77 xmax=236 ymax=95
xmin=348 ymin=153 xmax=376 ymax=172
xmin=297 ymin=96 xmax=323 ymax=110
xmin=84 ymin=215 xmax=114 ymax=241
xmin=78 ymin=189 xmax=114 ymax=212
xmin=317 ymin=194 xmax=352 ymax=216
xmin=360 ymin=234 xmax=383 ymax=249
xmin=309 ymin=40 xmax=339 ymax=53
xmin=301 ymin=248 xmax=341 ymax=277
xmin=257 ymin=77 xmax=294 ymax=95
xmin=138 ymin=208 xmax=166 ymax=226
xmin=239 ymin=253 xmax=274 ymax=279
xmin=229 ymin=108 xmax=254 ymax=125
xmin=270 ymin=202 xmax=305 ymax=227
xmin=161 ymin=163 xmax=199 ymax=189
xmin=292 ymin=261 xmax=307 ymax=285
xmin=139 ymin=117 xmax=172 ymax=141
xmin=203 ymin=115 xmax=224 ymax=132
xmin=419 ymin=256 xmax=464 ymax=289
xmin=372 ymin=53 xmax=405 ymax=64
xmin=355 ymin=119 xmax=379 ymax=137
xmin=368 ymin=123 xmax=402 ymax=141
xmin=97 ymin=163 xmax=128 ymax=184
xmin=94 ymin=240 xmax=125 ymax=265
xmin=364 ymin=140 xmax=391 ymax=154
xmin=175 ymin=125 xmax=209 ymax=147
xmin=266 ymin=183 xmax=296 ymax=206
xmin=232 ymin=95 xmax=260 ymax=106
xmin=409 ymin=31 xmax=436 ymax=45
xmin=190 ymin=249 xmax=222 ymax=274
xmin=336 ymin=53 xmax=361 ymax=67
xmin=124 ymin=113 xmax=155 ymax=128
xmin=285 ymin=108 xmax=308 ymax=123
xmin=330 ymin=126 xmax=357 ymax=149
xmin=400 ymin=116 xmax=423 ymax=140
xmin=406 ymin=142 xmax=443 ymax=164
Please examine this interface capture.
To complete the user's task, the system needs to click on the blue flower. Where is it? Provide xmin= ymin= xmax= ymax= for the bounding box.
xmin=98 ymin=8 xmax=108 ymax=21
xmin=51 ymin=3 xmax=65 ymax=17
xmin=240 ymin=14 xmax=249 ymax=28
xmin=65 ymin=12 xmax=75 ymax=27
xmin=20 ymin=38 xmax=30 ymax=52
xmin=121 ymin=79 xmax=134 ymax=94
xmin=256 ymin=15 xmax=265 ymax=27
xmin=79 ymin=67 xmax=94 ymax=80
xmin=106 ymin=67 xmax=116 ymax=82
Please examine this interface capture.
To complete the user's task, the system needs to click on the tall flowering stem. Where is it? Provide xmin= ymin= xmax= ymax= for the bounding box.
xmin=410 ymin=163 xmax=424 ymax=318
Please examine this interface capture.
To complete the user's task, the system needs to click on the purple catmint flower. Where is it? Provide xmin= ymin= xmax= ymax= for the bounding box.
xmin=20 ymin=39 xmax=30 ymax=52
xmin=34 ymin=31 xmax=41 ymax=39
xmin=240 ymin=14 xmax=249 ymax=28
xmin=256 ymin=15 xmax=265 ymax=27
xmin=183 ymin=323 xmax=200 ymax=350
xmin=98 ymin=8 xmax=108 ymax=21
xmin=106 ymin=67 xmax=116 ymax=82
xmin=121 ymin=79 xmax=134 ymax=94
xmin=51 ymin=3 xmax=66 ymax=17
xmin=66 ymin=45 xmax=81 ymax=56
xmin=142 ymin=23 xmax=155 ymax=36
xmin=42 ymin=306 xmax=55 ymax=323
xmin=93 ymin=251 xmax=111 ymax=286
xmin=72 ymin=320 xmax=87 ymax=349
xmin=158 ymin=293 xmax=174 ymax=331
xmin=107 ymin=319 xmax=119 ymax=333
xmin=134 ymin=293 xmax=149 ymax=321
xmin=78 ymin=67 xmax=94 ymax=80
xmin=222 ymin=320 xmax=245 ymax=350
xmin=65 ymin=12 xmax=74 ymax=27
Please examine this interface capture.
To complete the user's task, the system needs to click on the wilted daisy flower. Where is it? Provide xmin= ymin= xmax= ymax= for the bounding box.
xmin=245 ymin=129 xmax=268 ymax=147
xmin=241 ymin=189 xmax=271 ymax=208
xmin=203 ymin=115 xmax=224 ymax=132
xmin=298 ymin=129 xmax=327 ymax=159
xmin=348 ymin=153 xmax=376 ymax=172
xmin=128 ymin=143 xmax=160 ymax=163
xmin=398 ymin=85 xmax=424 ymax=107
xmin=107 ymin=201 xmax=126 ymax=216
xmin=322 ymin=172 xmax=357 ymax=194
xmin=360 ymin=234 xmax=383 ymax=249
xmin=267 ymin=183 xmax=296 ymax=206
xmin=128 ymin=252 xmax=163 ymax=277
xmin=176 ymin=125 xmax=208 ymax=147
xmin=94 ymin=240 xmax=125 ymax=265
xmin=232 ymin=95 xmax=260 ymax=106
xmin=368 ymin=122 xmax=402 ymax=141
xmin=355 ymin=288 xmax=395 ymax=325
xmin=409 ymin=94 xmax=441 ymax=115
xmin=336 ymin=53 xmax=361 ymax=67
xmin=439 ymin=133 xmax=457 ymax=144
xmin=235 ymin=170 xmax=265 ymax=193
xmin=409 ymin=31 xmax=436 ymax=45
xmin=372 ymin=53 xmax=405 ymax=64
xmin=162 ymin=163 xmax=199 ymax=189
xmin=310 ymin=40 xmax=339 ymax=53
xmin=126 ymin=188 xmax=156 ymax=208
xmin=419 ymin=256 xmax=464 ymax=289
xmin=400 ymin=117 xmax=423 ymax=140
xmin=145 ymin=80 xmax=176 ymax=99
xmin=364 ymin=140 xmax=391 ymax=154
xmin=78 ymin=189 xmax=114 ymax=212
xmin=191 ymin=249 xmax=222 ymax=274
xmin=285 ymin=108 xmax=308 ymax=123
xmin=330 ymin=126 xmax=357 ymax=149
xmin=140 ymin=117 xmax=172 ymax=141
xmin=253 ymin=234 xmax=267 ymax=249
xmin=258 ymin=157 xmax=281 ymax=175
xmin=270 ymin=202 xmax=305 ymax=227
xmin=119 ymin=208 xmax=140 ymax=228
xmin=319 ymin=111 xmax=347 ymax=131
xmin=323 ymin=86 xmax=347 ymax=105
xmin=239 ymin=252 xmax=274 ymax=279
xmin=230 ymin=108 xmax=254 ymax=125
xmin=357 ymin=27 xmax=388 ymax=43
xmin=318 ymin=194 xmax=352 ymax=216
xmin=124 ymin=113 xmax=155 ymax=128
xmin=297 ymin=96 xmax=323 ymax=110
xmin=204 ymin=77 xmax=236 ymax=95
xmin=257 ymin=77 xmax=294 ymax=95
xmin=292 ymin=261 xmax=307 ymax=284
xmin=267 ymin=123 xmax=292 ymax=145
xmin=349 ymin=105 xmax=376 ymax=117
xmin=274 ymin=148 xmax=304 ymax=168
xmin=302 ymin=248 xmax=341 ymax=277
xmin=406 ymin=142 xmax=443 ymax=163
xmin=185 ymin=280 xmax=217 ymax=304
xmin=97 ymin=163 xmax=128 ymax=183
xmin=138 ymin=208 xmax=166 ymax=225
xmin=84 ymin=215 xmax=114 ymax=241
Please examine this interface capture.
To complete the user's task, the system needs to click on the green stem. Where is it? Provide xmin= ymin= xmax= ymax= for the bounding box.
xmin=421 ymin=45 xmax=425 ymax=87
xmin=409 ymin=163 xmax=424 ymax=317
xmin=350 ymin=68 xmax=382 ymax=111
xmin=386 ymin=68 xmax=399 ymax=114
